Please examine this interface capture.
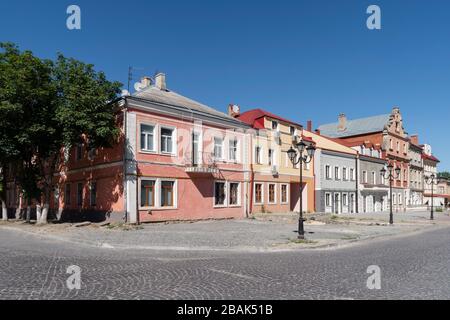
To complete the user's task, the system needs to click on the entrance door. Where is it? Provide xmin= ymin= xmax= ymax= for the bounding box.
xmin=334 ymin=193 xmax=341 ymax=214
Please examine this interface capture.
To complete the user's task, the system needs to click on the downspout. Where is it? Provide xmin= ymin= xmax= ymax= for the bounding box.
xmin=355 ymin=152 xmax=359 ymax=213
xmin=249 ymin=164 xmax=254 ymax=215
xmin=123 ymin=105 xmax=128 ymax=223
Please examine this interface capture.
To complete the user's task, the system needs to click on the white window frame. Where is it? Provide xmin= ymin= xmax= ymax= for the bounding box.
xmin=267 ymin=183 xmax=277 ymax=204
xmin=228 ymin=181 xmax=241 ymax=207
xmin=139 ymin=178 xmax=178 ymax=210
xmin=254 ymin=182 xmax=264 ymax=205
xmin=160 ymin=125 xmax=176 ymax=155
xmin=214 ymin=180 xmax=227 ymax=208
xmin=325 ymin=192 xmax=332 ymax=207
xmin=363 ymin=171 xmax=368 ymax=184
xmin=350 ymin=168 xmax=355 ymax=181
xmin=255 ymin=146 xmax=262 ymax=164
xmin=228 ymin=138 xmax=238 ymax=162
xmin=139 ymin=123 xmax=157 ymax=153
xmin=342 ymin=193 xmax=348 ymax=206
xmin=372 ymin=171 xmax=376 ymax=185
xmin=325 ymin=165 xmax=331 ymax=180
xmin=343 ymin=167 xmax=348 ymax=181
xmin=213 ymin=137 xmax=224 ymax=160
xmin=268 ymin=149 xmax=275 ymax=166
xmin=335 ymin=166 xmax=340 ymax=180
xmin=280 ymin=183 xmax=289 ymax=204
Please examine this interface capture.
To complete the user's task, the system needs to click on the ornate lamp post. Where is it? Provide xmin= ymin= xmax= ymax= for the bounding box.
xmin=287 ymin=140 xmax=316 ymax=239
xmin=380 ymin=163 xmax=401 ymax=225
xmin=425 ymin=174 xmax=438 ymax=220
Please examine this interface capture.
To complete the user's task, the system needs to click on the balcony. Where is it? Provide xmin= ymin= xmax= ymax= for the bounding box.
xmin=184 ymin=151 xmax=219 ymax=175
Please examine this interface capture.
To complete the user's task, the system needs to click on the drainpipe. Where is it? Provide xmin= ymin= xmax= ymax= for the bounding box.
xmin=355 ymin=153 xmax=359 ymax=213
xmin=122 ymin=105 xmax=128 ymax=223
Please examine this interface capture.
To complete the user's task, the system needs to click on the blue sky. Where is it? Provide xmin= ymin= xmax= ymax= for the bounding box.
xmin=1 ymin=0 xmax=449 ymax=171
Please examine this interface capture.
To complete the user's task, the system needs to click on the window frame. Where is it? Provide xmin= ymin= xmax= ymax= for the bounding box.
xmin=254 ymin=183 xmax=264 ymax=205
xmin=214 ymin=180 xmax=227 ymax=208
xmin=228 ymin=182 xmax=241 ymax=207
xmin=89 ymin=181 xmax=97 ymax=207
xmin=160 ymin=125 xmax=176 ymax=155
xmin=280 ymin=183 xmax=289 ymax=204
xmin=139 ymin=123 xmax=157 ymax=153
xmin=268 ymin=183 xmax=277 ymax=204
xmin=213 ymin=137 xmax=224 ymax=160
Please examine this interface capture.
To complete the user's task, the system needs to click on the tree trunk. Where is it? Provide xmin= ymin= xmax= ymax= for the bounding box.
xmin=15 ymin=194 xmax=22 ymax=220
xmin=26 ymin=205 xmax=31 ymax=223
xmin=36 ymin=204 xmax=42 ymax=222
xmin=40 ymin=203 xmax=49 ymax=224
xmin=1 ymin=199 xmax=7 ymax=221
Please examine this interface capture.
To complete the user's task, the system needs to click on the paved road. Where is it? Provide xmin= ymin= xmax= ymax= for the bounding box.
xmin=1 ymin=225 xmax=450 ymax=300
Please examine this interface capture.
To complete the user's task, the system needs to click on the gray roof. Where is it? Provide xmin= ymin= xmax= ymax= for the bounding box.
xmin=318 ymin=114 xmax=391 ymax=138
xmin=133 ymin=86 xmax=243 ymax=125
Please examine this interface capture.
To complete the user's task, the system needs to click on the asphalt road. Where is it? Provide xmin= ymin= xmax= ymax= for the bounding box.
xmin=1 ymin=225 xmax=450 ymax=300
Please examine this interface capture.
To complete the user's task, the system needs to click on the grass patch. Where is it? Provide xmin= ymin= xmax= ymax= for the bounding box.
xmin=289 ymin=239 xmax=318 ymax=245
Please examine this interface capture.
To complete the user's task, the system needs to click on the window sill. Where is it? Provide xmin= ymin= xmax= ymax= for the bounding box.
xmin=139 ymin=206 xmax=178 ymax=211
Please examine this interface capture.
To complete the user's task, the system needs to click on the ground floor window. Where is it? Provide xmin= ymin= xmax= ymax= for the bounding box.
xmin=254 ymin=183 xmax=263 ymax=204
xmin=229 ymin=182 xmax=240 ymax=206
xmin=140 ymin=178 xmax=177 ymax=209
xmin=325 ymin=193 xmax=331 ymax=207
xmin=90 ymin=182 xmax=97 ymax=207
xmin=141 ymin=180 xmax=156 ymax=207
xmin=268 ymin=184 xmax=276 ymax=204
xmin=65 ymin=184 xmax=71 ymax=206
xmin=77 ymin=183 xmax=83 ymax=207
xmin=281 ymin=184 xmax=288 ymax=203
xmin=343 ymin=193 xmax=348 ymax=206
xmin=161 ymin=181 xmax=175 ymax=207
xmin=214 ymin=182 xmax=226 ymax=206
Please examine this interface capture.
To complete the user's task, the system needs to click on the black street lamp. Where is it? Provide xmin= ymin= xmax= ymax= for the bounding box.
xmin=380 ymin=163 xmax=401 ymax=225
xmin=287 ymin=140 xmax=316 ymax=239
xmin=425 ymin=174 xmax=438 ymax=221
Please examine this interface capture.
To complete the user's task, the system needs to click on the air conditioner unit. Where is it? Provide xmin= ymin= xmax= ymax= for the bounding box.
xmin=271 ymin=165 xmax=279 ymax=175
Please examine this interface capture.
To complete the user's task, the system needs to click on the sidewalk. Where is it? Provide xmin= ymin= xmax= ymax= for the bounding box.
xmin=1 ymin=210 xmax=449 ymax=252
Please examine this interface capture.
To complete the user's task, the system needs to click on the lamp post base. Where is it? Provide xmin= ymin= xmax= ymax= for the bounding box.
xmin=298 ymin=218 xmax=306 ymax=239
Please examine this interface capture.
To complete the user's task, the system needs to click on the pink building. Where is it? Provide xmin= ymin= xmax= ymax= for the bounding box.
xmin=53 ymin=74 xmax=251 ymax=223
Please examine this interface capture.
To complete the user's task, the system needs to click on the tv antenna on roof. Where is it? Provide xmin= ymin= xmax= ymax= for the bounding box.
xmin=127 ymin=66 xmax=145 ymax=92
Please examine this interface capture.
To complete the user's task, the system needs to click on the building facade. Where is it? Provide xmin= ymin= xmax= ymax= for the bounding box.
xmin=422 ymin=144 xmax=441 ymax=209
xmin=408 ymin=135 xmax=424 ymax=207
xmin=236 ymin=109 xmax=315 ymax=214
xmin=303 ymin=129 xmax=357 ymax=214
xmin=318 ymin=107 xmax=410 ymax=212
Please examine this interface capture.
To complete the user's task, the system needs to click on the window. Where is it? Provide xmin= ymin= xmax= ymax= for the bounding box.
xmin=229 ymin=139 xmax=238 ymax=162
xmin=214 ymin=182 xmax=226 ymax=206
xmin=390 ymin=139 xmax=393 ymax=150
xmin=398 ymin=194 xmax=402 ymax=205
xmin=140 ymin=124 xmax=155 ymax=152
xmin=65 ymin=184 xmax=71 ymax=206
xmin=397 ymin=141 xmax=400 ymax=152
xmin=372 ymin=172 xmax=376 ymax=185
xmin=393 ymin=194 xmax=397 ymax=205
xmin=343 ymin=194 xmax=348 ymax=206
xmin=141 ymin=180 xmax=155 ymax=207
xmin=335 ymin=166 xmax=340 ymax=180
xmin=281 ymin=184 xmax=288 ymax=203
xmin=76 ymin=144 xmax=83 ymax=161
xmin=254 ymin=183 xmax=263 ymax=204
xmin=350 ymin=168 xmax=355 ymax=181
xmin=290 ymin=126 xmax=295 ymax=136
xmin=380 ymin=173 xmax=385 ymax=185
xmin=77 ymin=183 xmax=83 ymax=207
xmin=363 ymin=171 xmax=368 ymax=184
xmin=229 ymin=182 xmax=240 ymax=206
xmin=268 ymin=184 xmax=276 ymax=204
xmin=268 ymin=149 xmax=274 ymax=166
xmin=161 ymin=127 xmax=175 ymax=154
xmin=161 ymin=181 xmax=175 ymax=207
xmin=214 ymin=138 xmax=223 ymax=159
xmin=343 ymin=167 xmax=348 ymax=180
xmin=272 ymin=121 xmax=278 ymax=130
xmin=255 ymin=146 xmax=262 ymax=164
xmin=325 ymin=165 xmax=331 ymax=179
xmin=325 ymin=193 xmax=331 ymax=207
xmin=90 ymin=182 xmax=97 ymax=206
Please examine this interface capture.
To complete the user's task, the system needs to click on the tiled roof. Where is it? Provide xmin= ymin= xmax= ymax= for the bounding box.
xmin=422 ymin=153 xmax=440 ymax=163
xmin=237 ymin=108 xmax=303 ymax=129
xmin=318 ymin=114 xmax=391 ymax=138
xmin=133 ymin=86 xmax=246 ymax=126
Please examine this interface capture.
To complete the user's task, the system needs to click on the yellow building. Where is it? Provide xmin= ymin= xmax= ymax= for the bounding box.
xmin=236 ymin=109 xmax=315 ymax=214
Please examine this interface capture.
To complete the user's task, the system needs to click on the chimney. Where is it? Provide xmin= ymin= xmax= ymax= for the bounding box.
xmin=392 ymin=106 xmax=400 ymax=114
xmin=315 ymin=129 xmax=321 ymax=135
xmin=307 ymin=120 xmax=312 ymax=132
xmin=155 ymin=73 xmax=166 ymax=91
xmin=338 ymin=113 xmax=347 ymax=131
xmin=141 ymin=76 xmax=153 ymax=88
xmin=228 ymin=104 xmax=241 ymax=118
xmin=410 ymin=134 xmax=419 ymax=145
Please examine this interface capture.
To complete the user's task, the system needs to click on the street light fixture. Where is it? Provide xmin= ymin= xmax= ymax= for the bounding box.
xmin=288 ymin=139 xmax=316 ymax=239
xmin=380 ymin=163 xmax=401 ymax=225
xmin=425 ymin=173 xmax=438 ymax=221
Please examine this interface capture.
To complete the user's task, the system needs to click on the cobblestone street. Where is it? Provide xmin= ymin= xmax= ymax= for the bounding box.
xmin=1 ymin=211 xmax=450 ymax=300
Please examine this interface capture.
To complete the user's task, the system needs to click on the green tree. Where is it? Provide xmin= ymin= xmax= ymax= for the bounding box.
xmin=438 ymin=171 xmax=450 ymax=180
xmin=0 ymin=43 xmax=122 ymax=224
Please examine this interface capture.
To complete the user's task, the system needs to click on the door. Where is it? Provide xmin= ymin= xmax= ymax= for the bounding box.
xmin=192 ymin=132 xmax=200 ymax=166
xmin=334 ymin=193 xmax=341 ymax=214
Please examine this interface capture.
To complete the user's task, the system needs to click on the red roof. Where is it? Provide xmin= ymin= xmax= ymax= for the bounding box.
xmin=422 ymin=153 xmax=440 ymax=163
xmin=237 ymin=108 xmax=303 ymax=129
